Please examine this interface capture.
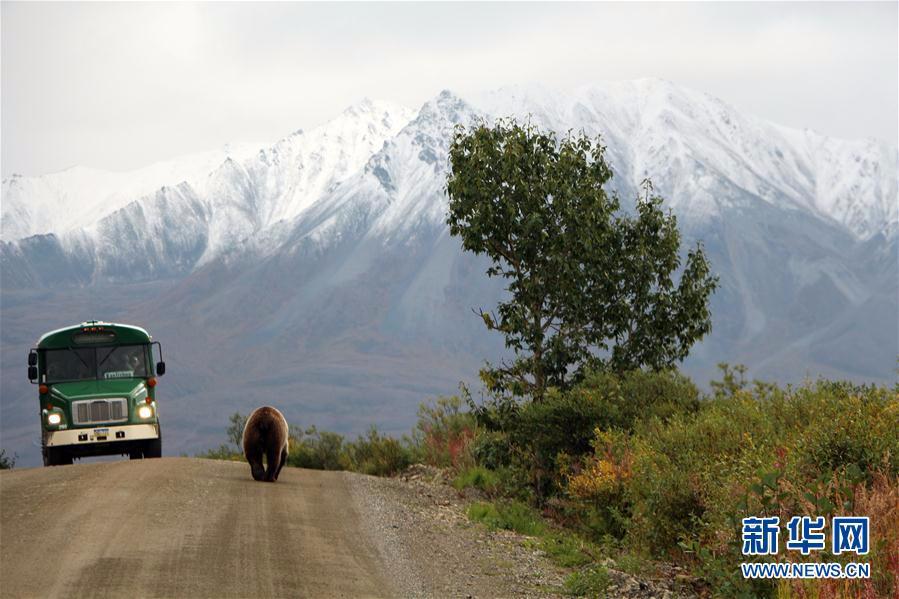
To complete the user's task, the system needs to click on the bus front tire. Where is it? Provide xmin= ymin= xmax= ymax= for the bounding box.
xmin=44 ymin=447 xmax=72 ymax=466
xmin=144 ymin=438 xmax=162 ymax=459
xmin=130 ymin=438 xmax=161 ymax=460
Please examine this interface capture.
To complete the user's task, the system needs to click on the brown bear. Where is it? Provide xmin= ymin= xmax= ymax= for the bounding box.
xmin=242 ymin=406 xmax=289 ymax=482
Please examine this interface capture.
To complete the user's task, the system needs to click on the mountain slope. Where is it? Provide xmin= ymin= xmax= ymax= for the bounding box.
xmin=0 ymin=143 xmax=263 ymax=242
xmin=3 ymin=81 xmax=895 ymax=262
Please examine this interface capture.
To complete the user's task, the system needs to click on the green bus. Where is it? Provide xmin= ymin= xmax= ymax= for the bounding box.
xmin=28 ymin=321 xmax=166 ymax=466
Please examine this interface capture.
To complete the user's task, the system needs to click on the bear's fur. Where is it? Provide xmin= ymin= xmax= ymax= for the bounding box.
xmin=242 ymin=406 xmax=289 ymax=482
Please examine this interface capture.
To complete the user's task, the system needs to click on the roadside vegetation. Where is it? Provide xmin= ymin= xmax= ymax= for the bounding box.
xmin=459 ymin=367 xmax=896 ymax=598
xmin=0 ymin=448 xmax=16 ymax=469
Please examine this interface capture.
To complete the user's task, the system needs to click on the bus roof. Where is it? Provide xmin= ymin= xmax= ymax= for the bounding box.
xmin=36 ymin=321 xmax=152 ymax=349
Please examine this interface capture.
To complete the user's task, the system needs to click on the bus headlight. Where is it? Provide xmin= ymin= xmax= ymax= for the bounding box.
xmin=47 ymin=413 xmax=62 ymax=425
xmin=138 ymin=405 xmax=153 ymax=419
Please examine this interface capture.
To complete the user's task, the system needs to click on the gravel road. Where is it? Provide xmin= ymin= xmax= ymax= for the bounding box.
xmin=1 ymin=459 xmax=395 ymax=598
xmin=0 ymin=458 xmax=567 ymax=598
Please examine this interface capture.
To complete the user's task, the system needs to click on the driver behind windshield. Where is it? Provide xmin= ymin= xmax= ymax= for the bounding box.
xmin=99 ymin=346 xmax=147 ymax=378
xmin=125 ymin=348 xmax=147 ymax=377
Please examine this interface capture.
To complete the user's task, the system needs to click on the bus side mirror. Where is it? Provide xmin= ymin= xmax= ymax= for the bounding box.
xmin=28 ymin=366 xmax=38 ymax=381
xmin=156 ymin=361 xmax=166 ymax=376
xmin=28 ymin=351 xmax=37 ymax=366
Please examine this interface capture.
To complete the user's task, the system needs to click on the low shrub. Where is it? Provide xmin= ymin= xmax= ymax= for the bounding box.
xmin=538 ymin=532 xmax=594 ymax=568
xmin=0 ymin=448 xmax=17 ymax=469
xmin=563 ymin=428 xmax=633 ymax=540
xmin=467 ymin=500 xmax=545 ymax=536
xmin=563 ymin=564 xmax=609 ymax=597
xmin=586 ymin=368 xmax=701 ymax=430
xmin=452 ymin=465 xmax=500 ymax=495
xmin=512 ymin=387 xmax=609 ymax=476
xmin=287 ymin=426 xmax=345 ymax=470
xmin=508 ymin=368 xmax=702 ymax=497
xmin=195 ymin=444 xmax=243 ymax=461
xmin=415 ymin=395 xmax=478 ymax=468
xmin=466 ymin=429 xmax=514 ymax=470
xmin=791 ymin=382 xmax=898 ymax=477
xmin=612 ymin=552 xmax=651 ymax=577
xmin=467 ymin=501 xmax=501 ymax=524
xmin=342 ymin=426 xmax=413 ymax=476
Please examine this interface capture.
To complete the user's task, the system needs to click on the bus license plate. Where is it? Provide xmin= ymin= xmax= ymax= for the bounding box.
xmin=94 ymin=427 xmax=109 ymax=440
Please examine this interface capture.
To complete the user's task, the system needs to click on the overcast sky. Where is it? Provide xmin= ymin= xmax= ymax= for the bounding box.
xmin=2 ymin=2 xmax=897 ymax=178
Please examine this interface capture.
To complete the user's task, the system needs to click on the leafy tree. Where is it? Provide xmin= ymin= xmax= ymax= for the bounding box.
xmin=445 ymin=120 xmax=717 ymax=400
xmin=226 ymin=412 xmax=248 ymax=448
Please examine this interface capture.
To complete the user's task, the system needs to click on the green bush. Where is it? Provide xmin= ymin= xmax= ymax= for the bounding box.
xmin=513 ymin=387 xmax=607 ymax=467
xmin=514 ymin=369 xmax=700 ymax=455
xmin=563 ymin=564 xmax=609 ymax=597
xmin=467 ymin=500 xmax=545 ymax=536
xmin=791 ymin=382 xmax=898 ymax=477
xmin=204 ymin=414 xmax=420 ymax=476
xmin=0 ymin=448 xmax=16 ymax=469
xmin=452 ymin=465 xmax=500 ymax=494
xmin=197 ymin=412 xmax=247 ymax=461
xmin=623 ymin=390 xmax=774 ymax=550
xmin=342 ymin=426 xmax=413 ymax=476
xmin=466 ymin=429 xmax=514 ymax=470
xmin=615 ymin=369 xmax=701 ymax=427
xmin=612 ymin=552 xmax=651 ymax=577
xmin=709 ymin=362 xmax=747 ymax=397
xmin=465 ymin=429 xmax=537 ymax=500
xmin=505 ymin=368 xmax=702 ymax=496
xmin=287 ymin=426 xmax=346 ymax=470
xmin=195 ymin=444 xmax=243 ymax=461
xmin=467 ymin=501 xmax=501 ymax=524
xmin=538 ymin=532 xmax=593 ymax=567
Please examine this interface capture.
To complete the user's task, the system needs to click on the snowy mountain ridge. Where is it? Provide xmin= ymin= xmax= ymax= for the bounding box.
xmin=1 ymin=142 xmax=264 ymax=242
xmin=471 ymin=80 xmax=896 ymax=238
xmin=2 ymin=79 xmax=895 ymax=273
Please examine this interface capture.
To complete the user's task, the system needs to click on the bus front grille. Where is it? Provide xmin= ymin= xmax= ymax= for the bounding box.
xmin=72 ymin=398 xmax=128 ymax=425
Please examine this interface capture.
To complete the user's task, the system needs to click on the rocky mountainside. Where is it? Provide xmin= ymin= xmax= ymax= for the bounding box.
xmin=2 ymin=79 xmax=896 ymax=464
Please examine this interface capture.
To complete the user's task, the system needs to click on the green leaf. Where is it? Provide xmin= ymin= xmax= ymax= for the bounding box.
xmin=845 ymin=462 xmax=864 ymax=483
xmin=761 ymin=470 xmax=780 ymax=490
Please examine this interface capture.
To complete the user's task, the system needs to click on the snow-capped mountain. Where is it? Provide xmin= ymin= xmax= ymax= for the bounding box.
xmin=0 ymin=143 xmax=264 ymax=242
xmin=2 ymin=80 xmax=895 ymax=265
xmin=471 ymin=80 xmax=896 ymax=238
xmin=1 ymin=79 xmax=896 ymax=464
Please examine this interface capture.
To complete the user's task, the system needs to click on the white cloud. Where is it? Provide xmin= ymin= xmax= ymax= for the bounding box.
xmin=2 ymin=2 xmax=896 ymax=177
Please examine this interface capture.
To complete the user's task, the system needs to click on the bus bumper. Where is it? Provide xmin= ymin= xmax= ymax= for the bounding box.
xmin=47 ymin=423 xmax=159 ymax=447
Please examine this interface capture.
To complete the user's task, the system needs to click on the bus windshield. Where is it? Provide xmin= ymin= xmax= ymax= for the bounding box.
xmin=44 ymin=344 xmax=149 ymax=383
